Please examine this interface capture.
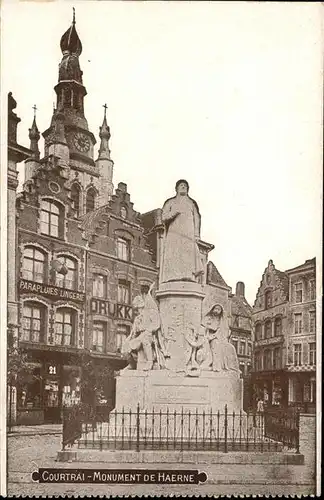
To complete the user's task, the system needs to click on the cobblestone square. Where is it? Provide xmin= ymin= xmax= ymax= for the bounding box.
xmin=7 ymin=429 xmax=316 ymax=497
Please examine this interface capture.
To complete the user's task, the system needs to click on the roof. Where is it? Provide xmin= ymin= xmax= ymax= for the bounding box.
xmin=253 ymin=260 xmax=289 ymax=308
xmin=230 ymin=294 xmax=252 ymax=318
xmin=80 ymin=205 xmax=110 ymax=240
xmin=206 ymin=261 xmax=229 ymax=288
xmin=285 ymin=257 xmax=316 ymax=274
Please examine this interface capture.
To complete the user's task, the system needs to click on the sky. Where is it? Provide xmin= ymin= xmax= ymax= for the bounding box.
xmin=1 ymin=0 xmax=323 ymax=304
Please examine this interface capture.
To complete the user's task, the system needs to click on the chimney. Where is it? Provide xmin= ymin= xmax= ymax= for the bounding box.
xmin=236 ymin=281 xmax=245 ymax=297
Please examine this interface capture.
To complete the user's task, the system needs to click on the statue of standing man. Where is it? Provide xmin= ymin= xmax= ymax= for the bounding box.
xmin=161 ymin=180 xmax=203 ymax=283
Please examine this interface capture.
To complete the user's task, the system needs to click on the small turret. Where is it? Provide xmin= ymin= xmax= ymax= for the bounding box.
xmin=48 ymin=111 xmax=70 ymax=173
xmin=24 ymin=106 xmax=41 ymax=184
xmin=96 ymin=104 xmax=114 ymax=205
xmin=29 ymin=105 xmax=40 ymax=159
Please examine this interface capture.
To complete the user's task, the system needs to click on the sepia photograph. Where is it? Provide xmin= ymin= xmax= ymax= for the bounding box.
xmin=0 ymin=0 xmax=322 ymax=497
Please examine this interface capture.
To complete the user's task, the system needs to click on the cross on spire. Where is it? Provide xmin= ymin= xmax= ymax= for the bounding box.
xmin=32 ymin=104 xmax=37 ymax=118
xmin=72 ymin=7 xmax=76 ymax=25
xmin=103 ymin=103 xmax=108 ymax=118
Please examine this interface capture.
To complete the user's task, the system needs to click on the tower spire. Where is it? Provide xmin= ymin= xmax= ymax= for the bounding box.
xmin=98 ymin=103 xmax=111 ymax=160
xmin=29 ymin=105 xmax=40 ymax=159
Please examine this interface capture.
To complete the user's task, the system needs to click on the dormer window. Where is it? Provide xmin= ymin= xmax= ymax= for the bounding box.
xmin=40 ymin=200 xmax=63 ymax=238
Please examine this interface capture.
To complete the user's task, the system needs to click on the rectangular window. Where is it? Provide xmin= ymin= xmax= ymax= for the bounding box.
xmin=55 ymin=257 xmax=77 ymax=290
xmin=295 ymin=283 xmax=303 ymax=303
xmin=309 ymin=279 xmax=316 ymax=301
xmin=294 ymin=313 xmax=302 ymax=334
xmin=309 ymin=311 xmax=316 ymax=333
xmin=254 ymin=351 xmax=261 ymax=371
xmin=273 ymin=347 xmax=281 ymax=369
xmin=239 ymin=341 xmax=245 ymax=356
xmin=265 ymin=321 xmax=272 ymax=339
xmin=274 ymin=317 xmax=282 ymax=336
xmin=92 ymin=322 xmax=105 ymax=352
xmin=116 ymin=237 xmax=130 ymax=261
xmin=22 ymin=248 xmax=45 ymax=283
xmin=93 ymin=274 xmax=107 ymax=298
xmin=264 ymin=350 xmax=272 ymax=370
xmin=255 ymin=324 xmax=262 ymax=341
xmin=309 ymin=342 xmax=316 ymax=365
xmin=231 ymin=339 xmax=238 ymax=352
xmin=247 ymin=342 xmax=252 ymax=356
xmin=116 ymin=324 xmax=130 ymax=353
xmin=293 ymin=344 xmax=302 ymax=366
xmin=118 ymin=280 xmax=131 ymax=304
xmin=54 ymin=309 xmax=74 ymax=346
xmin=22 ymin=304 xmax=44 ymax=343
xmin=40 ymin=201 xmax=60 ymax=238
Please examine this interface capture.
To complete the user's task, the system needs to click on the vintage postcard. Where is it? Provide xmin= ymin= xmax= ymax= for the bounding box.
xmin=0 ymin=0 xmax=322 ymax=497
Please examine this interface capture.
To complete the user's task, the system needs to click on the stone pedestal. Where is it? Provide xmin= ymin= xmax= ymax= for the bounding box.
xmin=115 ymin=369 xmax=243 ymax=413
xmin=156 ymin=281 xmax=205 ymax=373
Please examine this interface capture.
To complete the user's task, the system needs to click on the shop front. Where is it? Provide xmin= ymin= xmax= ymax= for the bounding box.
xmin=251 ymin=370 xmax=288 ymax=409
xmin=288 ymin=371 xmax=316 ymax=412
xmin=16 ymin=350 xmax=82 ymax=425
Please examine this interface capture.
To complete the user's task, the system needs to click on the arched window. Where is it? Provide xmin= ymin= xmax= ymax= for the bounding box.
xmin=55 ymin=256 xmax=77 ymax=290
xmin=274 ymin=317 xmax=282 ymax=336
xmin=86 ymin=188 xmax=96 ymax=213
xmin=71 ymin=184 xmax=81 ymax=218
xmin=40 ymin=200 xmax=63 ymax=238
xmin=265 ymin=320 xmax=272 ymax=339
xmin=255 ymin=323 xmax=262 ymax=341
xmin=22 ymin=247 xmax=46 ymax=283
xmin=54 ymin=308 xmax=75 ymax=346
xmin=22 ymin=302 xmax=46 ymax=343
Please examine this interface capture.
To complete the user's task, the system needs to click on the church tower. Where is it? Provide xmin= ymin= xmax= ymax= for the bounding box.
xmin=39 ymin=10 xmax=114 ymax=215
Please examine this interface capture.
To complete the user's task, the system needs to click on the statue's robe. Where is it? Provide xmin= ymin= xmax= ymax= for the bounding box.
xmin=161 ymin=194 xmax=202 ymax=282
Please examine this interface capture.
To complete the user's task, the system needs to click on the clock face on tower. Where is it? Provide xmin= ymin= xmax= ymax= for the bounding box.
xmin=73 ymin=132 xmax=90 ymax=153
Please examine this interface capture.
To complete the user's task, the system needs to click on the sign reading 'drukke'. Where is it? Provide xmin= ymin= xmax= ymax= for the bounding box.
xmin=90 ymin=297 xmax=133 ymax=320
xmin=32 ymin=469 xmax=207 ymax=484
xmin=19 ymin=279 xmax=85 ymax=303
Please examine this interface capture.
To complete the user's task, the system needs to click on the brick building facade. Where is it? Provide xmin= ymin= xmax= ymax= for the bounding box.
xmin=11 ymin=16 xmax=158 ymax=425
xmin=251 ymin=258 xmax=316 ymax=409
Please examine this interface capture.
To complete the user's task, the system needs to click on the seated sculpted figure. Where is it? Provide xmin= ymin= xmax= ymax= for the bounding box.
xmin=122 ymin=284 xmax=162 ymax=371
xmin=201 ymin=303 xmax=240 ymax=373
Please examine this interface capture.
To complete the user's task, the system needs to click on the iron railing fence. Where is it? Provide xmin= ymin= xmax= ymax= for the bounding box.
xmin=264 ymin=408 xmax=300 ymax=452
xmin=62 ymin=404 xmax=300 ymax=454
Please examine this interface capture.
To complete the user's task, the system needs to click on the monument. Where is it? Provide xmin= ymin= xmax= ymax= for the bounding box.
xmin=115 ymin=180 xmax=243 ymax=413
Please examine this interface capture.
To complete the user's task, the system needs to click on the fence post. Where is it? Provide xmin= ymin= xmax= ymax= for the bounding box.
xmin=62 ymin=408 xmax=65 ymax=451
xmin=136 ymin=403 xmax=140 ymax=452
xmin=224 ymin=404 xmax=228 ymax=453
xmin=296 ymin=410 xmax=300 ymax=454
